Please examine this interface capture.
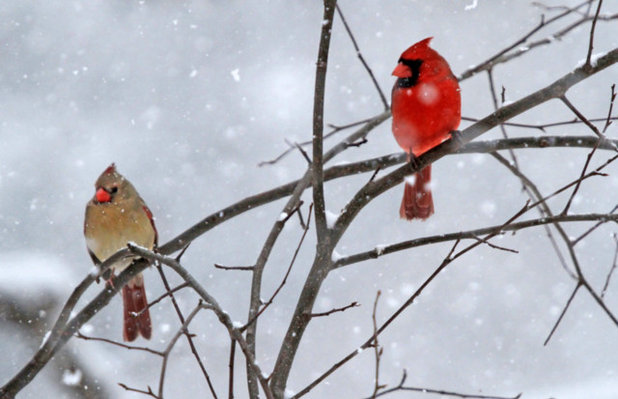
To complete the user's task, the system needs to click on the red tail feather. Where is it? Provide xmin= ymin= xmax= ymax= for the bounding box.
xmin=400 ymin=165 xmax=434 ymax=220
xmin=122 ymin=277 xmax=152 ymax=341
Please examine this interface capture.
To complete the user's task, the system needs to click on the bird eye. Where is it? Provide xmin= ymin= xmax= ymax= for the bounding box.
xmin=110 ymin=186 xmax=118 ymax=194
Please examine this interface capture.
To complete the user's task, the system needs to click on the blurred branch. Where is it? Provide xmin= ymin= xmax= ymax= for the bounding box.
xmin=1 ymin=296 xmax=111 ymax=399
xmin=486 ymin=69 xmax=522 ymax=182
xmin=491 ymin=152 xmax=577 ymax=279
xmin=0 ymin=250 xmax=144 ymax=398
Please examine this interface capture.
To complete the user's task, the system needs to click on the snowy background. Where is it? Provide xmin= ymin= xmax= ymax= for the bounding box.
xmin=1 ymin=0 xmax=617 ymax=398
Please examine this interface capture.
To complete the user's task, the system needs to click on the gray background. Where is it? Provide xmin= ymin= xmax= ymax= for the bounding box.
xmin=1 ymin=1 xmax=617 ymax=398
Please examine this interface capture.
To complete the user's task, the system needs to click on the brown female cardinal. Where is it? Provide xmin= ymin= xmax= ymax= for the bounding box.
xmin=84 ymin=164 xmax=156 ymax=341
xmin=391 ymin=37 xmax=461 ymax=220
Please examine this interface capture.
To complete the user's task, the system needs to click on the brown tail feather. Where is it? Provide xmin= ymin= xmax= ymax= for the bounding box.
xmin=400 ymin=165 xmax=434 ymax=221
xmin=122 ymin=275 xmax=152 ymax=341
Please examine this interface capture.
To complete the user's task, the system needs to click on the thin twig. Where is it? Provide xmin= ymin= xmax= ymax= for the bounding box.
xmin=214 ymin=264 xmax=255 ymax=271
xmin=560 ymin=95 xmax=604 ymax=138
xmin=370 ymin=291 xmax=384 ymax=398
xmin=601 ymin=234 xmax=618 ymax=298
xmin=128 ymin=246 xmax=275 ymax=399
xmin=458 ymin=0 xmax=611 ymax=80
xmin=363 ymin=368 xmax=522 ymax=399
xmin=244 ymin=177 xmax=310 ymax=397
xmin=333 ymin=213 xmax=617 ymax=269
xmin=487 ymin=69 xmax=522 ymax=182
xmin=472 ymin=235 xmax=519 ymax=254
xmin=118 ymin=383 xmax=160 ymax=399
xmin=294 ymin=142 xmax=313 ymax=165
xmin=335 ymin=3 xmax=389 ymax=110
xmin=585 ymin=0 xmax=603 ymax=68
xmin=491 ymin=152 xmax=577 ymax=279
xmin=561 ymin=142 xmax=599 ymax=215
xmin=228 ymin=340 xmax=236 ymax=399
xmin=259 ymin=116 xmax=377 ymax=167
xmin=368 ymin=165 xmax=382 ymax=183
xmin=158 ymin=301 xmax=207 ymax=398
xmin=242 ymin=204 xmax=313 ymax=332
xmin=294 ymin=200 xmax=545 ymax=398
xmin=603 ymin=84 xmax=616 ymax=133
xmin=544 ymin=284 xmax=581 ymax=345
xmin=572 ymin=204 xmax=618 ymax=245
xmin=155 ymin=264 xmax=218 ymax=399
xmin=75 ymin=333 xmax=164 ymax=356
xmin=139 ymin=282 xmax=191 ymax=314
xmin=461 ymin=116 xmax=618 ymax=131
xmin=308 ymin=301 xmax=359 ymax=318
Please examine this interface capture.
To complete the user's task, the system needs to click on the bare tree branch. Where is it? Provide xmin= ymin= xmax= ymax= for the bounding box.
xmin=76 ymin=333 xmax=164 ymax=357
xmin=127 ymin=246 xmax=275 ymax=399
xmin=307 ymin=301 xmax=359 ymax=318
xmin=335 ymin=3 xmax=388 ymax=110
xmin=585 ymin=0 xmax=603 ymax=68
xmin=601 ymin=234 xmax=618 ymax=298
xmin=333 ymin=213 xmax=616 ymax=269
xmin=544 ymin=284 xmax=581 ymax=346
xmin=370 ymin=291 xmax=384 ymax=398
xmin=157 ymin=301 xmax=208 ymax=398
xmin=155 ymin=265 xmax=218 ymax=398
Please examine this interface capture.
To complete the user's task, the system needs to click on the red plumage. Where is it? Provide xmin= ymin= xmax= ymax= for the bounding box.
xmin=391 ymin=37 xmax=461 ymax=220
xmin=122 ymin=278 xmax=152 ymax=341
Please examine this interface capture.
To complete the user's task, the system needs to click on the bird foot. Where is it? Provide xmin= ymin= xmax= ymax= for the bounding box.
xmin=105 ymin=273 xmax=117 ymax=290
xmin=449 ymin=130 xmax=464 ymax=150
xmin=406 ymin=152 xmax=421 ymax=172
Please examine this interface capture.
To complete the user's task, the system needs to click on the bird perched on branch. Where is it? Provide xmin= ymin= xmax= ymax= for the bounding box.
xmin=391 ymin=37 xmax=461 ymax=220
xmin=84 ymin=163 xmax=156 ymax=341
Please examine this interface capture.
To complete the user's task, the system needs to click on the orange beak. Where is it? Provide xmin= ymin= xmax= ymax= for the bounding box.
xmin=96 ymin=188 xmax=112 ymax=203
xmin=392 ymin=62 xmax=411 ymax=78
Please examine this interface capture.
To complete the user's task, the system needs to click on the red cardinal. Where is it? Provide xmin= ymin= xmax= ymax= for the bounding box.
xmin=84 ymin=164 xmax=157 ymax=341
xmin=391 ymin=37 xmax=461 ymax=220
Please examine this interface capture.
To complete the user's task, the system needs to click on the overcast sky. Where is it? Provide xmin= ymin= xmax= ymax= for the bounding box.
xmin=1 ymin=1 xmax=617 ymax=398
